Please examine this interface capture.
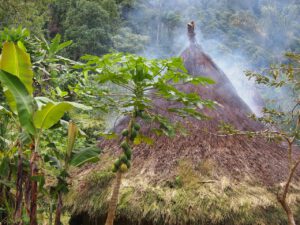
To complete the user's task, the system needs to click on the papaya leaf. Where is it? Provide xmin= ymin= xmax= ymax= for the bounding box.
xmin=0 ymin=70 xmax=35 ymax=134
xmin=185 ymin=76 xmax=215 ymax=85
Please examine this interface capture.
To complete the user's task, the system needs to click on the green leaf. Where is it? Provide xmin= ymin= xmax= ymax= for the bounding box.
xmin=57 ymin=40 xmax=73 ymax=53
xmin=49 ymin=34 xmax=61 ymax=54
xmin=0 ymin=41 xmax=33 ymax=94
xmin=186 ymin=76 xmax=215 ymax=85
xmin=35 ymin=96 xmax=54 ymax=109
xmin=48 ymin=34 xmax=73 ymax=56
xmin=134 ymin=134 xmax=153 ymax=145
xmin=0 ymin=106 xmax=10 ymax=115
xmin=70 ymin=147 xmax=100 ymax=167
xmin=0 ymin=156 xmax=10 ymax=176
xmin=66 ymin=121 xmax=78 ymax=164
xmin=56 ymin=87 xmax=68 ymax=97
xmin=64 ymin=101 xmax=92 ymax=111
xmin=33 ymin=101 xmax=91 ymax=130
xmin=0 ymin=70 xmax=35 ymax=134
xmin=0 ymin=179 xmax=14 ymax=189
xmin=98 ymin=132 xmax=118 ymax=140
xmin=3 ymin=89 xmax=17 ymax=113
xmin=33 ymin=102 xmax=73 ymax=130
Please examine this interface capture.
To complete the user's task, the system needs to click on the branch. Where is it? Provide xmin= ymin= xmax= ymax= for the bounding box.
xmin=112 ymin=81 xmax=134 ymax=92
xmin=291 ymin=102 xmax=299 ymax=119
xmin=282 ymin=157 xmax=300 ymax=200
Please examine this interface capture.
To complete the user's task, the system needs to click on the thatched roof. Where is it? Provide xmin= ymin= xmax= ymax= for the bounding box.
xmin=67 ymin=23 xmax=300 ymax=225
xmin=100 ymin=27 xmax=288 ymax=186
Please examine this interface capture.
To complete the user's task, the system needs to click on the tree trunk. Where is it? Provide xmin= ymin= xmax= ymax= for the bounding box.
xmin=14 ymin=146 xmax=23 ymax=225
xmin=277 ymin=153 xmax=300 ymax=225
xmin=278 ymin=197 xmax=296 ymax=225
xmin=25 ymin=173 xmax=31 ymax=217
xmin=54 ymin=192 xmax=63 ymax=225
xmin=104 ymin=171 xmax=122 ymax=225
xmin=30 ymin=151 xmax=38 ymax=225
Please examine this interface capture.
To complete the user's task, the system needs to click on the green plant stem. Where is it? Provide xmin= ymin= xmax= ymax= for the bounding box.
xmin=30 ymin=134 xmax=41 ymax=225
xmin=54 ymin=192 xmax=63 ymax=225
xmin=14 ymin=141 xmax=23 ymax=225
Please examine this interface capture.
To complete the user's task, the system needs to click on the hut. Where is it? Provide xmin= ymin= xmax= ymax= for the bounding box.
xmin=67 ymin=22 xmax=299 ymax=225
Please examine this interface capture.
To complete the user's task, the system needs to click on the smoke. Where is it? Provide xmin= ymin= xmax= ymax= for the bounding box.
xmin=122 ymin=0 xmax=300 ymax=114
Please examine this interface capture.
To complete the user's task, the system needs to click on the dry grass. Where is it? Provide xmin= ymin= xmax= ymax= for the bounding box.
xmin=66 ymin=160 xmax=300 ymax=225
xmin=65 ymin=169 xmax=115 ymax=217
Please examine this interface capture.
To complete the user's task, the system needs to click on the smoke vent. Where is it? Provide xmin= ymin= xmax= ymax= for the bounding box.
xmin=182 ymin=21 xmax=253 ymax=118
xmin=187 ymin=21 xmax=196 ymax=44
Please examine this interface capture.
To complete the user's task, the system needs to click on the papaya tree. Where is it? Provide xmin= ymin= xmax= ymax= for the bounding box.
xmin=79 ymin=53 xmax=215 ymax=225
xmin=220 ymin=52 xmax=300 ymax=225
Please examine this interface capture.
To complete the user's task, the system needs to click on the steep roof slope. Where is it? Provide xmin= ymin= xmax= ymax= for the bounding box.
xmin=105 ymin=23 xmax=288 ymax=185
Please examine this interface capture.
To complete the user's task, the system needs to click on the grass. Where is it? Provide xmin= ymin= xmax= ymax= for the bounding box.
xmin=65 ymin=169 xmax=115 ymax=218
xmin=66 ymin=160 xmax=300 ymax=225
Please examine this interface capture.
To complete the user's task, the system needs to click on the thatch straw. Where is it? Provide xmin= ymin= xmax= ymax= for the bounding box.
xmin=67 ymin=160 xmax=300 ymax=225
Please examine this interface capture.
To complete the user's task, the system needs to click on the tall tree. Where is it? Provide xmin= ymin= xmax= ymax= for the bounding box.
xmin=0 ymin=0 xmax=51 ymax=35
xmin=62 ymin=0 xmax=120 ymax=59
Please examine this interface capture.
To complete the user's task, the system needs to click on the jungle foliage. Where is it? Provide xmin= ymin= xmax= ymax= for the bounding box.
xmin=2 ymin=0 xmax=300 ymax=65
xmin=0 ymin=0 xmax=300 ymax=224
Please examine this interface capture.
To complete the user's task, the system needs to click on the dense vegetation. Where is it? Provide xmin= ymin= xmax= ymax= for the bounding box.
xmin=1 ymin=0 xmax=300 ymax=63
xmin=0 ymin=0 xmax=299 ymax=225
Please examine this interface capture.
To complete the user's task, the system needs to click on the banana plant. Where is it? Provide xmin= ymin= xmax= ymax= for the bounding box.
xmin=43 ymin=121 xmax=100 ymax=225
xmin=0 ymin=107 xmax=17 ymax=225
xmin=0 ymin=37 xmax=35 ymax=225
xmin=0 ymin=34 xmax=91 ymax=225
xmin=54 ymin=121 xmax=78 ymax=225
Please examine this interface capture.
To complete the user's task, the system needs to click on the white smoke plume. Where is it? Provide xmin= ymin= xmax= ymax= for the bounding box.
xmin=122 ymin=0 xmax=300 ymax=114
